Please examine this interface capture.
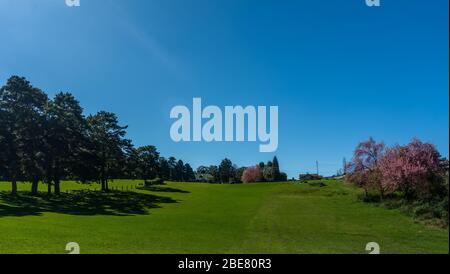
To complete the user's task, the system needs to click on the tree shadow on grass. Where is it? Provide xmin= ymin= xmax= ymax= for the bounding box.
xmin=0 ymin=203 xmax=41 ymax=217
xmin=137 ymin=185 xmax=190 ymax=194
xmin=0 ymin=190 xmax=178 ymax=218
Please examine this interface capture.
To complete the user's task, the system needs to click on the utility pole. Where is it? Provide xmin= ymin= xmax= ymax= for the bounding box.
xmin=316 ymin=160 xmax=319 ymax=175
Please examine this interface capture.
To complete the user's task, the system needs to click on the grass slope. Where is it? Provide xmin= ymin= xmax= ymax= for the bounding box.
xmin=0 ymin=180 xmax=448 ymax=254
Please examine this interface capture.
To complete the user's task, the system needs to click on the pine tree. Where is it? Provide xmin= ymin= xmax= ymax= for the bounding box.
xmin=272 ymin=156 xmax=281 ymax=181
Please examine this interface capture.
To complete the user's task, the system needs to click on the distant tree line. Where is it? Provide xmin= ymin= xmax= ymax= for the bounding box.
xmin=0 ymin=76 xmax=289 ymax=195
xmin=0 ymin=76 xmax=196 ymax=195
xmin=195 ymin=156 xmax=288 ymax=184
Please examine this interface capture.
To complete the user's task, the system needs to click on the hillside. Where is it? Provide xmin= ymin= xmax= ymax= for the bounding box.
xmin=0 ymin=180 xmax=448 ymax=254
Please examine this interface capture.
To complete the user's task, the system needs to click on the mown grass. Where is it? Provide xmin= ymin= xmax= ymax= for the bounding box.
xmin=0 ymin=180 xmax=448 ymax=254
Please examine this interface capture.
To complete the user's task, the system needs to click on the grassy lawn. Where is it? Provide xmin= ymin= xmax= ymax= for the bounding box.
xmin=0 ymin=180 xmax=448 ymax=254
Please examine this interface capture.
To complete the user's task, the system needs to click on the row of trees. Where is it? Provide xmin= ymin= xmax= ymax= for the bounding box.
xmin=241 ymin=156 xmax=288 ymax=183
xmin=196 ymin=156 xmax=288 ymax=184
xmin=126 ymin=152 xmax=196 ymax=183
xmin=196 ymin=158 xmax=241 ymax=184
xmin=0 ymin=76 xmax=195 ymax=195
xmin=0 ymin=76 xmax=287 ymax=195
xmin=346 ymin=137 xmax=448 ymax=202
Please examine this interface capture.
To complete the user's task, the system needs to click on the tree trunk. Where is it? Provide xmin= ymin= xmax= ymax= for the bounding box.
xmin=404 ymin=181 xmax=412 ymax=201
xmin=31 ymin=180 xmax=39 ymax=195
xmin=101 ymin=179 xmax=106 ymax=192
xmin=47 ymin=182 xmax=52 ymax=195
xmin=11 ymin=180 xmax=17 ymax=195
xmin=54 ymin=179 xmax=61 ymax=195
xmin=54 ymin=162 xmax=61 ymax=195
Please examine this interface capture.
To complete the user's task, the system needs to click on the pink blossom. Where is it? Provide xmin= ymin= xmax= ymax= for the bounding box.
xmin=346 ymin=137 xmax=385 ymax=195
xmin=379 ymin=138 xmax=441 ymax=197
xmin=241 ymin=165 xmax=263 ymax=183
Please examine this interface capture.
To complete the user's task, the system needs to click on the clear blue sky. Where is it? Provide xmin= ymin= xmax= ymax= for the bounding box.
xmin=1 ymin=0 xmax=448 ymax=177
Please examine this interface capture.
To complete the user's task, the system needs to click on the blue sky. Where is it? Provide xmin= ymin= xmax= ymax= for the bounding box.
xmin=0 ymin=0 xmax=448 ymax=177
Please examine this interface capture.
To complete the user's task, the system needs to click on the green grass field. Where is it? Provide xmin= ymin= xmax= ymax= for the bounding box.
xmin=0 ymin=180 xmax=448 ymax=254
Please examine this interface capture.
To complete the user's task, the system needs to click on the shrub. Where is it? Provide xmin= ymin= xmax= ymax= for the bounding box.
xmin=308 ymin=181 xmax=327 ymax=187
xmin=144 ymin=177 xmax=165 ymax=186
xmin=299 ymin=174 xmax=323 ymax=180
xmin=279 ymin=172 xmax=288 ymax=182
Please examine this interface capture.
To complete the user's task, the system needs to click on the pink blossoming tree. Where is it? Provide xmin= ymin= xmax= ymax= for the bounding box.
xmin=379 ymin=139 xmax=441 ymax=199
xmin=241 ymin=165 xmax=263 ymax=183
xmin=346 ymin=137 xmax=386 ymax=199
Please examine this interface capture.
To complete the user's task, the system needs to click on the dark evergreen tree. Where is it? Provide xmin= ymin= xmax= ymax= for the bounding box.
xmin=258 ymin=162 xmax=265 ymax=169
xmin=44 ymin=92 xmax=87 ymax=194
xmin=272 ymin=156 xmax=281 ymax=181
xmin=168 ymin=157 xmax=177 ymax=180
xmin=124 ymin=147 xmax=139 ymax=179
xmin=234 ymin=166 xmax=246 ymax=184
xmin=183 ymin=163 xmax=196 ymax=182
xmin=87 ymin=111 xmax=131 ymax=191
xmin=158 ymin=157 xmax=171 ymax=180
xmin=174 ymin=160 xmax=184 ymax=181
xmin=0 ymin=76 xmax=48 ymax=195
xmin=219 ymin=158 xmax=235 ymax=183
xmin=136 ymin=145 xmax=160 ymax=182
